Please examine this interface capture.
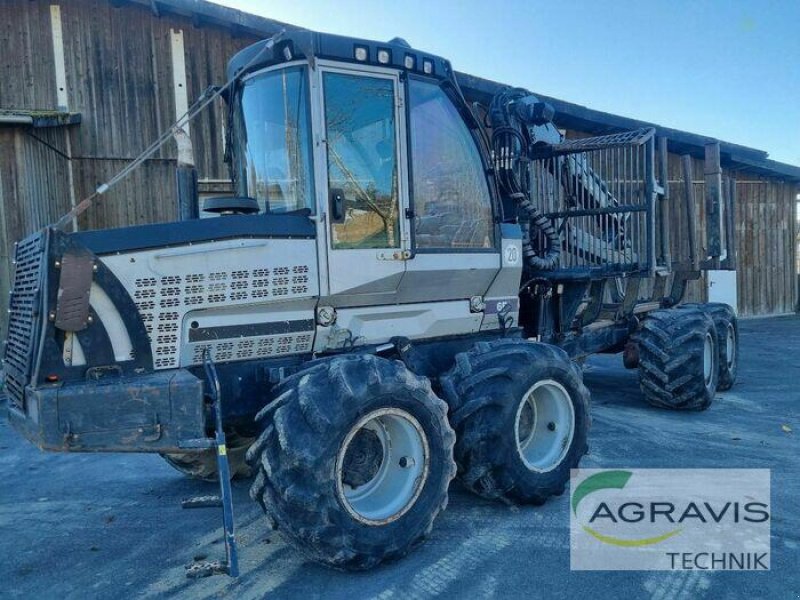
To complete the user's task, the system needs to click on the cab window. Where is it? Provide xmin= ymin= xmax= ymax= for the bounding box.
xmin=235 ymin=66 xmax=314 ymax=214
xmin=323 ymin=72 xmax=400 ymax=249
xmin=408 ymin=80 xmax=494 ymax=249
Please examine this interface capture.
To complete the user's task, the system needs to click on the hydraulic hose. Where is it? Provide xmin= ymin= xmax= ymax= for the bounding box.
xmin=489 ymin=89 xmax=561 ymax=270
xmin=513 ymin=193 xmax=561 ymax=271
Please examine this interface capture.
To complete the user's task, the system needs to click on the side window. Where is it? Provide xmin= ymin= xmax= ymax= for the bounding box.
xmin=236 ymin=66 xmax=314 ymax=214
xmin=408 ymin=80 xmax=494 ymax=249
xmin=323 ymin=72 xmax=400 ymax=249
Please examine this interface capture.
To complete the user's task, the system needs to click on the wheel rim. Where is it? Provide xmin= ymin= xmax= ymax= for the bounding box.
xmin=336 ymin=408 xmax=429 ymax=525
xmin=703 ymin=332 xmax=714 ymax=388
xmin=514 ymin=380 xmax=575 ymax=472
xmin=725 ymin=323 xmax=736 ymax=369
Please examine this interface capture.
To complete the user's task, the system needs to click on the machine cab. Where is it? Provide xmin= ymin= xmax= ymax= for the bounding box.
xmin=226 ymin=32 xmax=508 ymax=307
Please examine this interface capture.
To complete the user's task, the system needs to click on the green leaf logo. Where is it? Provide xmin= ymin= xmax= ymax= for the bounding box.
xmin=572 ymin=470 xmax=633 ymax=515
xmin=572 ymin=470 xmax=682 ymax=547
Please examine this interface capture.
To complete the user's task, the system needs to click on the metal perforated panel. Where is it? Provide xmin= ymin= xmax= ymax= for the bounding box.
xmin=189 ymin=331 xmax=314 ymax=365
xmin=133 ymin=266 xmax=311 ymax=368
xmin=101 ymin=239 xmax=318 ymax=370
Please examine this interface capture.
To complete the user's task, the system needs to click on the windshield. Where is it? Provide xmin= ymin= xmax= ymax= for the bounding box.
xmin=234 ymin=66 xmax=314 ymax=214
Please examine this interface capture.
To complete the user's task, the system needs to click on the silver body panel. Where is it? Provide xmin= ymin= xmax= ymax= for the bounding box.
xmin=314 ymin=300 xmax=482 ymax=352
xmin=481 ymin=233 xmax=523 ymax=330
xmin=99 ymin=238 xmax=319 ymax=369
xmin=396 ymin=253 xmax=499 ymax=304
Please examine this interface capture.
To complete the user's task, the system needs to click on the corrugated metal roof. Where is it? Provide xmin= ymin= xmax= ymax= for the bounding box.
xmin=126 ymin=0 xmax=287 ymax=36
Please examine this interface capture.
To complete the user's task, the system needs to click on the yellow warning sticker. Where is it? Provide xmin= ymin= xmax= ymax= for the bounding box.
xmin=218 ymin=444 xmax=227 ymax=456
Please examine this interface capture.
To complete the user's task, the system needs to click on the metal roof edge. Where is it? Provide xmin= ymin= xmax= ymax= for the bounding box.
xmin=455 ymin=71 xmax=800 ymax=183
xmin=124 ymin=0 xmax=289 ymax=37
xmin=0 ymin=110 xmax=82 ymax=128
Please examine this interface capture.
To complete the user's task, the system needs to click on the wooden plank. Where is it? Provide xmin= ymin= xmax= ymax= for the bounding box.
xmin=50 ymin=4 xmax=70 ymax=111
xmin=736 ymin=178 xmax=751 ymax=315
xmin=750 ymin=181 xmax=758 ymax=316
xmin=776 ymin=185 xmax=784 ymax=313
xmin=770 ymin=183 xmax=779 ymax=313
xmin=170 ymin=28 xmax=190 ymax=136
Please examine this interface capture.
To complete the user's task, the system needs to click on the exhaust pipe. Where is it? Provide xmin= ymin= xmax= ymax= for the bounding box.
xmin=174 ymin=127 xmax=199 ymax=221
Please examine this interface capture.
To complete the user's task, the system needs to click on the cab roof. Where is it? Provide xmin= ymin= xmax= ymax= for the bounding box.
xmin=227 ymin=30 xmax=455 ymax=85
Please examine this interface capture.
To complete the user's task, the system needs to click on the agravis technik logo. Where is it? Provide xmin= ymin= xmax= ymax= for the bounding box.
xmin=570 ymin=469 xmax=771 ymax=571
xmin=572 ymin=470 xmax=682 ymax=547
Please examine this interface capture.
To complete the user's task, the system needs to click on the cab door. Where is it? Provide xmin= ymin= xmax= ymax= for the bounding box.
xmin=314 ymin=64 xmax=409 ymax=302
xmin=396 ymin=77 xmax=501 ymax=304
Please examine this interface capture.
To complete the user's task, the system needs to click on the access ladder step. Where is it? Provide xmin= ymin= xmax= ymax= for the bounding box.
xmin=182 ymin=495 xmax=222 ymax=509
xmin=181 ymin=351 xmax=240 ymax=579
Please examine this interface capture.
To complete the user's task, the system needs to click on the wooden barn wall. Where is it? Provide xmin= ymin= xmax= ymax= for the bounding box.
xmin=58 ymin=0 xmax=255 ymax=170
xmin=732 ymin=177 xmax=798 ymax=316
xmin=74 ymin=160 xmax=179 ymax=231
xmin=0 ymin=2 xmax=58 ymax=109
xmin=56 ymin=0 xmax=259 ymax=230
xmin=1 ymin=0 xmax=260 ymax=233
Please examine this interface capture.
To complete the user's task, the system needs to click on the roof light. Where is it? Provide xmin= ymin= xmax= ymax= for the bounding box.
xmin=354 ymin=46 xmax=368 ymax=62
xmin=282 ymin=45 xmax=293 ymax=61
xmin=377 ymin=49 xmax=391 ymax=64
xmin=404 ymin=54 xmax=415 ymax=69
xmin=422 ymin=59 xmax=434 ymax=75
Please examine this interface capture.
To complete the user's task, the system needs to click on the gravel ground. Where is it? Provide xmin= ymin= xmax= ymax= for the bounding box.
xmin=1 ymin=315 xmax=797 ymax=599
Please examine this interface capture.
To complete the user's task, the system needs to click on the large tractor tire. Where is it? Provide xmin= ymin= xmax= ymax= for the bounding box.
xmin=635 ymin=308 xmax=719 ymax=410
xmin=160 ymin=432 xmax=254 ymax=481
xmin=440 ymin=339 xmax=590 ymax=505
xmin=679 ymin=302 xmax=738 ymax=391
xmin=246 ymin=354 xmax=456 ymax=571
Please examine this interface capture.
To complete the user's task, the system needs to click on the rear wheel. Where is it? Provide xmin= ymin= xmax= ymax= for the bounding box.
xmin=247 ymin=355 xmax=456 ymax=570
xmin=679 ymin=302 xmax=738 ymax=390
xmin=635 ymin=308 xmax=719 ymax=410
xmin=440 ymin=339 xmax=590 ymax=504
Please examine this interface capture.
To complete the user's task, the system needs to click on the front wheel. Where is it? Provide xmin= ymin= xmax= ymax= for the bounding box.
xmin=440 ymin=339 xmax=591 ymax=505
xmin=246 ymin=355 xmax=456 ymax=570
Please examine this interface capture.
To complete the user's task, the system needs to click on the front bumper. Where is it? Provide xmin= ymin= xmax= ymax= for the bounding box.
xmin=8 ymin=369 xmax=208 ymax=453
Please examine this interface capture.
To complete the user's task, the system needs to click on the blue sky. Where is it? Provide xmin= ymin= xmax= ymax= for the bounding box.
xmin=215 ymin=0 xmax=800 ymax=166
